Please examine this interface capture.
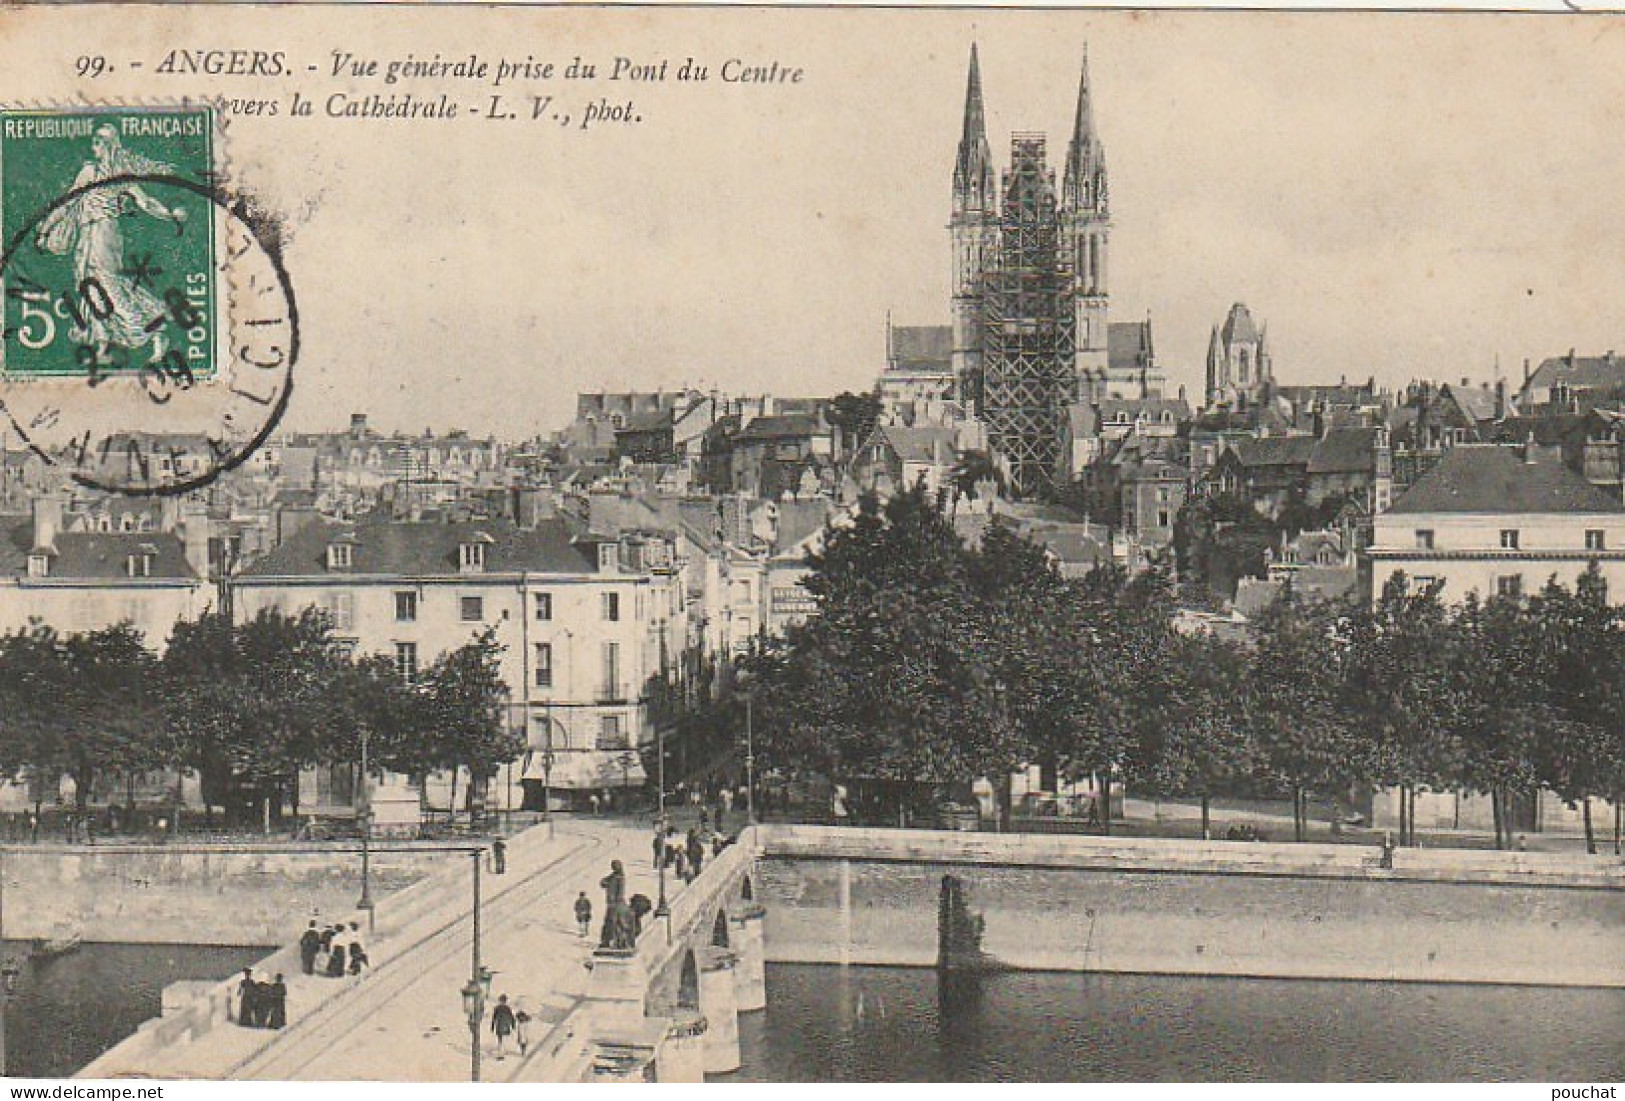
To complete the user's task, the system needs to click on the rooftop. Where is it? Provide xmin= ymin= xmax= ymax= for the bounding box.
xmin=239 ymin=516 xmax=599 ymax=578
xmin=1386 ymin=444 xmax=1625 ymax=515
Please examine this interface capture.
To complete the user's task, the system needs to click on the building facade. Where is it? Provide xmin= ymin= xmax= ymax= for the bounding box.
xmin=1368 ymin=444 xmax=1625 ymax=602
xmin=233 ymin=516 xmax=685 ymax=807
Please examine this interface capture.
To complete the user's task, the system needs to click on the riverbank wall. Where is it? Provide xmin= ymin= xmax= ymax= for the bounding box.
xmin=1 ymin=843 xmax=451 ymax=946
xmin=757 ymin=826 xmax=1625 ymax=988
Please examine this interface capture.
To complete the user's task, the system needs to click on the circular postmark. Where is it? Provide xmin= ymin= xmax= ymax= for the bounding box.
xmin=0 ymin=167 xmax=296 ymax=497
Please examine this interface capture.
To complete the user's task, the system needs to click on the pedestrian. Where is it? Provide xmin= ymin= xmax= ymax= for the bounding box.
xmin=652 ymin=829 xmax=664 ymax=869
xmin=326 ymin=933 xmax=348 ymax=978
xmin=348 ymin=939 xmax=367 ymax=975
xmin=687 ymin=828 xmax=704 ymax=878
xmin=267 ymin=973 xmax=288 ymax=1029
xmin=515 ymin=1007 xmax=531 ymax=1055
xmin=320 ymin=923 xmax=337 ymax=953
xmin=28 ymin=811 xmax=39 ymax=843
xmin=588 ymin=791 xmax=601 ymax=816
xmin=234 ymin=967 xmax=256 ymax=1026
xmin=674 ymin=846 xmax=688 ymax=883
xmin=574 ymin=891 xmax=593 ymax=938
xmin=299 ymin=920 xmax=321 ymax=976
xmin=490 ymin=994 xmax=517 ymax=1059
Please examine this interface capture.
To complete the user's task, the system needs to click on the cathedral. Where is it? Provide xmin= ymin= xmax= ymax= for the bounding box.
xmin=949 ymin=45 xmax=1165 ymax=498
xmin=1205 ymin=302 xmax=1274 ymax=410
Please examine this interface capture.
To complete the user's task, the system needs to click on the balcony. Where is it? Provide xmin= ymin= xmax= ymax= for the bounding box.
xmin=596 ymin=684 xmax=629 ymax=705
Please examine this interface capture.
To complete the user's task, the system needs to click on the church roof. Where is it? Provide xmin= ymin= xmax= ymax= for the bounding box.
xmin=1220 ymin=303 xmax=1261 ymax=348
xmin=1107 ymin=321 xmax=1153 ymax=372
xmin=888 ymin=324 xmax=953 ymax=373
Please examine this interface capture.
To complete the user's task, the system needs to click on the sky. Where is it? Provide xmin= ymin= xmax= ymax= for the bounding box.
xmin=7 ymin=7 xmax=1625 ymax=440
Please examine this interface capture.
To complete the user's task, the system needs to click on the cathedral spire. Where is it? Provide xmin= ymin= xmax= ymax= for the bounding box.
xmin=953 ymin=43 xmax=996 ymax=215
xmin=1063 ymin=46 xmax=1106 ymax=212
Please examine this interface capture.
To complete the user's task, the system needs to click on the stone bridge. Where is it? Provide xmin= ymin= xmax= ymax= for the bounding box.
xmin=80 ymin=822 xmax=764 ymax=1083
xmin=548 ymin=826 xmax=765 ymax=1082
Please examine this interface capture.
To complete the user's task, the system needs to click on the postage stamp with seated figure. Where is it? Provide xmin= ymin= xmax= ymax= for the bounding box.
xmin=0 ymin=104 xmax=295 ymax=495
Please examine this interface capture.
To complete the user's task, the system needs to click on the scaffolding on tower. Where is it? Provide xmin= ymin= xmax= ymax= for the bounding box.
xmin=981 ymin=134 xmax=1077 ymax=500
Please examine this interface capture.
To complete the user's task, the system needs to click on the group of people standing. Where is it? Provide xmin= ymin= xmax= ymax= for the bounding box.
xmin=298 ymin=919 xmax=369 ymax=979
xmin=233 ymin=968 xmax=287 ymax=1029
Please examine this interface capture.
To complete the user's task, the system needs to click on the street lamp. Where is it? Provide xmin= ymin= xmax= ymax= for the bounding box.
xmin=462 ymin=851 xmax=489 ymax=1082
xmin=0 ymin=956 xmax=21 ymax=1075
xmin=744 ymin=691 xmax=756 ymax=827
xmin=357 ymin=727 xmax=375 ymax=934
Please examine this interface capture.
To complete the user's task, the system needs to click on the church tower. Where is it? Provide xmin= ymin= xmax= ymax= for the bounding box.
xmin=951 ymin=44 xmax=999 ymax=414
xmin=1060 ymin=48 xmax=1110 ymax=401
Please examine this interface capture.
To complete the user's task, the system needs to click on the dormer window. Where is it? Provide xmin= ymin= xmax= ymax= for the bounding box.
xmin=127 ymin=548 xmax=155 ymax=578
xmin=327 ymin=541 xmax=354 ymax=571
xmin=459 ymin=532 xmax=493 ymax=573
xmin=27 ymin=552 xmax=50 ymax=578
xmin=598 ymin=542 xmax=619 ymax=574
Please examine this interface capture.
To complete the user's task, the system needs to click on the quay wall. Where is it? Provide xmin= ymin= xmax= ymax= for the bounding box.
xmin=756 ymin=826 xmax=1625 ymax=988
xmin=1 ymin=843 xmax=448 ymax=946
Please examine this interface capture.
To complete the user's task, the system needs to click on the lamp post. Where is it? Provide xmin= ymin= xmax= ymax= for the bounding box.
xmin=460 ymin=850 xmax=492 ymax=1082
xmin=0 ymin=956 xmax=19 ymax=1075
xmin=654 ymin=723 xmax=669 ymax=923
xmin=745 ymin=691 xmax=756 ymax=827
xmin=357 ymin=727 xmax=375 ymax=935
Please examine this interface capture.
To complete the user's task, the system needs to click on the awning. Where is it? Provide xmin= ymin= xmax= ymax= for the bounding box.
xmin=521 ymin=748 xmax=647 ymax=790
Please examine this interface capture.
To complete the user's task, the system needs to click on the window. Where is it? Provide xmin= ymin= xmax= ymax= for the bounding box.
xmin=1496 ymin=574 xmax=1523 ymax=599
xmin=1411 ymin=575 xmax=1438 ymax=592
xmin=1499 ymin=529 xmax=1520 ymax=550
xmin=459 ymin=541 xmax=486 ymax=571
xmin=395 ymin=591 xmax=418 ymax=622
xmin=534 ymin=592 xmax=553 ymax=621
xmin=598 ymin=713 xmax=628 ymax=750
xmin=1414 ymin=530 xmax=1435 ymax=550
xmin=598 ymin=543 xmax=619 ymax=573
xmin=601 ymin=641 xmax=621 ymax=700
xmin=461 ymin=596 xmax=484 ymax=622
xmin=602 ymin=592 xmax=620 ymax=622
xmin=126 ymin=554 xmax=151 ymax=578
xmin=1586 ymin=529 xmax=1607 ymax=551
xmin=326 ymin=542 xmax=352 ymax=570
xmin=327 ymin=592 xmax=354 ymax=632
xmin=1157 ymin=510 xmax=1172 ymax=528
xmin=534 ymin=642 xmax=553 ymax=688
xmin=394 ymin=642 xmax=418 ymax=683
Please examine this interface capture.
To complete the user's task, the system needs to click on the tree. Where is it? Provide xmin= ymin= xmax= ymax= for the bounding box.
xmin=1248 ymin=592 xmax=1366 ymax=841
xmin=1342 ymin=575 xmax=1466 ymax=845
xmin=1524 ymin=566 xmax=1624 ymax=854
xmin=1131 ymin=631 xmax=1256 ymax=839
xmin=422 ymin=628 xmax=524 ymax=814
xmin=57 ymin=624 xmax=163 ymax=811
xmin=1450 ymin=593 xmax=1542 ymax=849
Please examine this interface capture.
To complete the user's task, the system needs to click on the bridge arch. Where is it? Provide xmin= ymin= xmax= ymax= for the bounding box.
xmin=711 ymin=907 xmax=730 ymax=948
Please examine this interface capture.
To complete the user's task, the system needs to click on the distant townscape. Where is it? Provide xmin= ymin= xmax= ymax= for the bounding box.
xmin=1 ymin=44 xmax=1622 ymax=851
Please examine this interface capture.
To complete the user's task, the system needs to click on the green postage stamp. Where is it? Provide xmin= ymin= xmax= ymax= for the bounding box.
xmin=0 ymin=107 xmax=217 ymax=379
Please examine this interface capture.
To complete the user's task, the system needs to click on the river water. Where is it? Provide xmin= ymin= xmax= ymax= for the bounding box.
xmin=726 ymin=964 xmax=1625 ymax=1082
xmin=1 ymin=940 xmax=267 ymax=1078
xmin=10 ymin=947 xmax=1623 ymax=1081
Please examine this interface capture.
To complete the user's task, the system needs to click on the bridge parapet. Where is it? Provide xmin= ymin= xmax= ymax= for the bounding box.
xmin=570 ymin=826 xmax=762 ymax=1082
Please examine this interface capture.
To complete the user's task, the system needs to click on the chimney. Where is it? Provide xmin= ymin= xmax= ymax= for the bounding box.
xmin=1495 ymin=378 xmax=1506 ymax=420
xmin=180 ymin=502 xmax=210 ymax=578
xmin=31 ymin=493 xmax=61 ymax=552
xmin=1524 ymin=430 xmax=1538 ymax=465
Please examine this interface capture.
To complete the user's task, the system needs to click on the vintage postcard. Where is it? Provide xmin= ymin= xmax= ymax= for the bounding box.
xmin=0 ymin=4 xmax=1620 ymax=1090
